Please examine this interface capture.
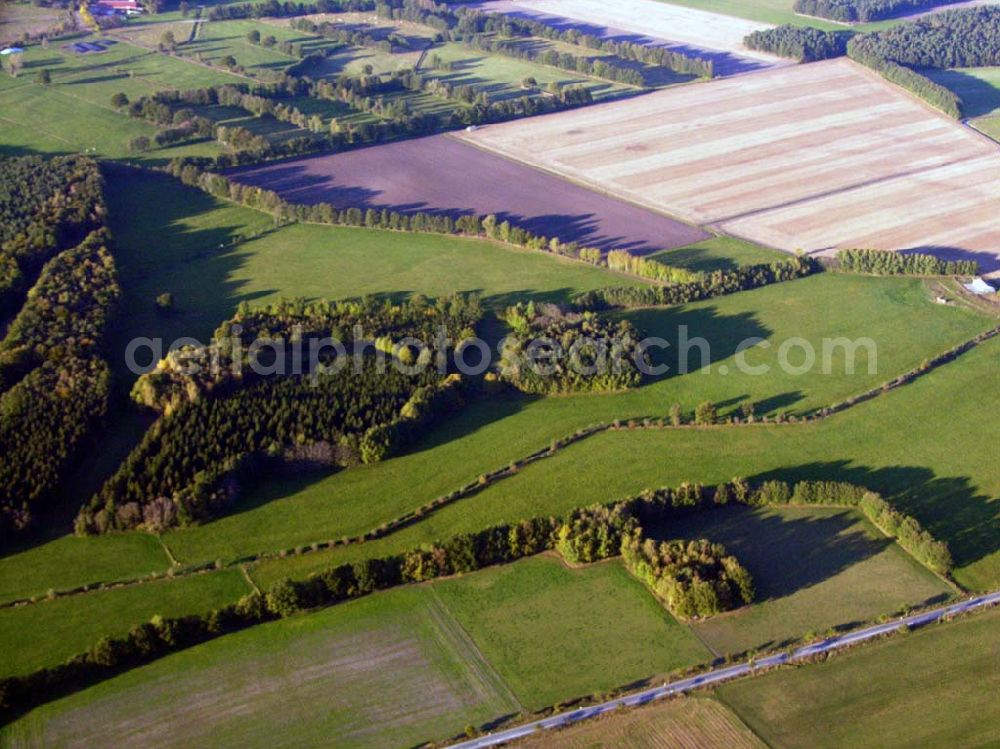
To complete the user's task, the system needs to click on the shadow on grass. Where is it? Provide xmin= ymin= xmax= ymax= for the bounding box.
xmin=923 ymin=67 xmax=1000 ymax=118
xmin=748 ymin=461 xmax=999 ymax=575
xmin=648 ymin=506 xmax=890 ymax=601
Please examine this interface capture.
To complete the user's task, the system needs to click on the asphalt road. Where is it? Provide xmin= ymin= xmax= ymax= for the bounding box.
xmin=445 ymin=591 xmax=1000 ymax=749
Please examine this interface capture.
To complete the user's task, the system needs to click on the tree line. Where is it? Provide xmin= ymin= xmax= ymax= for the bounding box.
xmin=847 ymin=6 xmax=1000 ymax=68
xmin=573 ymin=256 xmax=817 ymax=310
xmin=0 ymin=476 xmax=948 ymax=721
xmin=744 ymin=25 xmax=852 ymax=61
xmin=0 ymin=229 xmax=119 ymax=546
xmin=793 ymin=0 xmax=964 ymax=23
xmin=837 ymin=248 xmax=978 ymax=276
xmin=499 ymin=301 xmax=646 ymax=394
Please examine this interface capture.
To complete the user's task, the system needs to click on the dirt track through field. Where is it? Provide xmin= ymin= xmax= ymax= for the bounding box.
xmin=462 ymin=59 xmax=1000 ymax=271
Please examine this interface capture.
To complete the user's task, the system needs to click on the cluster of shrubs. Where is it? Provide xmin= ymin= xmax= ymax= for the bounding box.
xmin=0 ymin=156 xmax=116 ymax=546
xmin=1 ymin=477 xmax=950 ymax=720
xmin=837 ymin=248 xmax=978 ymax=276
xmin=622 ymin=534 xmax=754 ymax=619
xmin=794 ymin=0 xmax=966 ymax=24
xmin=744 ymin=25 xmax=852 ymax=61
xmin=573 ymin=256 xmax=817 ymax=310
xmin=499 ymin=302 xmax=647 ymax=394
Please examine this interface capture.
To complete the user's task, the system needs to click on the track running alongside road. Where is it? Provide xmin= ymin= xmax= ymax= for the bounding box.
xmin=445 ymin=591 xmax=1000 ymax=749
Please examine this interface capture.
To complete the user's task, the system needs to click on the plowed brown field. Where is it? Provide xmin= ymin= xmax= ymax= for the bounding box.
xmin=462 ymin=59 xmax=1000 ymax=271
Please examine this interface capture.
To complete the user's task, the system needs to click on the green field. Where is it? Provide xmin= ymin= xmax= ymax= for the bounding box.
xmin=167 ymin=270 xmax=990 ymax=569
xmin=924 ymin=66 xmax=1000 ymax=118
xmin=718 ymin=605 xmax=1000 ymax=748
xmin=0 ymin=35 xmax=239 ymax=160
xmin=660 ymin=506 xmax=952 ymax=653
xmin=0 ymin=569 xmax=252 ymax=678
xmin=651 ymin=236 xmax=787 ymax=273
xmin=423 ymin=41 xmax=636 ymax=102
xmin=432 ymin=556 xmax=709 ymax=708
xmin=247 ymin=325 xmax=1000 ymax=595
xmin=654 ymin=0 xmax=900 ymax=29
xmin=0 ymin=555 xmax=709 ymax=749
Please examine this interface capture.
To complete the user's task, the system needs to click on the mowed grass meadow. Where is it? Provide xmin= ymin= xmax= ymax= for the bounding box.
xmin=717 ymin=604 xmax=1000 ymax=749
xmin=660 ymin=506 xmax=952 ymax=653
xmin=0 ymin=555 xmax=706 ymax=748
xmin=0 ymin=35 xmax=240 ymax=160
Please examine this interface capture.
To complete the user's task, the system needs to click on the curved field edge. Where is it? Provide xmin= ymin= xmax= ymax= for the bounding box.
xmin=0 ymin=556 xmax=710 ymax=749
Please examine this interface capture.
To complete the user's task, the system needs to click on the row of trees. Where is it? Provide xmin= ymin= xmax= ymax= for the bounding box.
xmin=165 ymin=158 xmax=626 ymax=275
xmin=378 ymin=0 xmax=713 ymax=78
xmin=744 ymin=25 xmax=852 ymax=62
xmin=573 ymin=256 xmax=817 ymax=310
xmin=0 ymin=476 xmax=950 ymax=719
xmin=793 ymin=0 xmax=964 ymax=23
xmin=837 ymin=248 xmax=978 ymax=276
xmin=0 ymin=229 xmax=119 ymax=545
xmin=499 ymin=302 xmax=646 ymax=394
xmin=606 ymin=249 xmax=703 ymax=285
xmin=0 ymin=493 xmax=727 ymax=719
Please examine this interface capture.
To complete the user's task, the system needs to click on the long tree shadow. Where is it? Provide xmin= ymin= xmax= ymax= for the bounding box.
xmin=622 ymin=304 xmax=774 ymax=382
xmin=646 ymin=505 xmax=892 ymax=601
xmin=748 ymin=461 xmax=999 ymax=575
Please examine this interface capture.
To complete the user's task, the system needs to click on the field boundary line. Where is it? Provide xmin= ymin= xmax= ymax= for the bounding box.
xmin=6 ymin=323 xmax=997 ymax=610
xmin=424 ymin=587 xmax=525 ymax=714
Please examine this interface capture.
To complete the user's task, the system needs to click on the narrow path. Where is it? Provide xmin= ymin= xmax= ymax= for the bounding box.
xmin=444 ymin=591 xmax=1000 ymax=749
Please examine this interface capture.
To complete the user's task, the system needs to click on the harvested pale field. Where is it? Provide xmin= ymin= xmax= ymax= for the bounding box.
xmin=470 ymin=0 xmax=788 ymax=75
xmin=462 ymin=58 xmax=1000 ymax=272
xmin=511 ymin=697 xmax=766 ymax=749
xmin=229 ymin=135 xmax=709 ymax=253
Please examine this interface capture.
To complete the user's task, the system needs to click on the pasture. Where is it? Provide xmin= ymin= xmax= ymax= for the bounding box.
xmin=462 ymin=58 xmax=1000 ymax=271
xmin=0 ymin=555 xmax=712 ymax=748
xmin=0 ymin=569 xmax=252 ymax=678
xmin=0 ymin=35 xmax=238 ymax=160
xmin=248 ymin=327 xmax=1000 ymax=595
xmin=432 ymin=555 xmax=709 ymax=708
xmin=659 ymin=506 xmax=952 ymax=653
xmin=227 ymin=133 xmax=710 ymax=253
xmin=718 ymin=604 xmax=1000 ymax=748
xmin=512 ymin=696 xmax=765 ymax=748
xmin=164 ymin=275 xmax=986 ymax=562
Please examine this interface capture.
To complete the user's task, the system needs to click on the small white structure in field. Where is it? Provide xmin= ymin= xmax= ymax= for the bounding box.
xmin=466 ymin=125 xmax=479 ymax=132
xmin=964 ymin=277 xmax=997 ymax=295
